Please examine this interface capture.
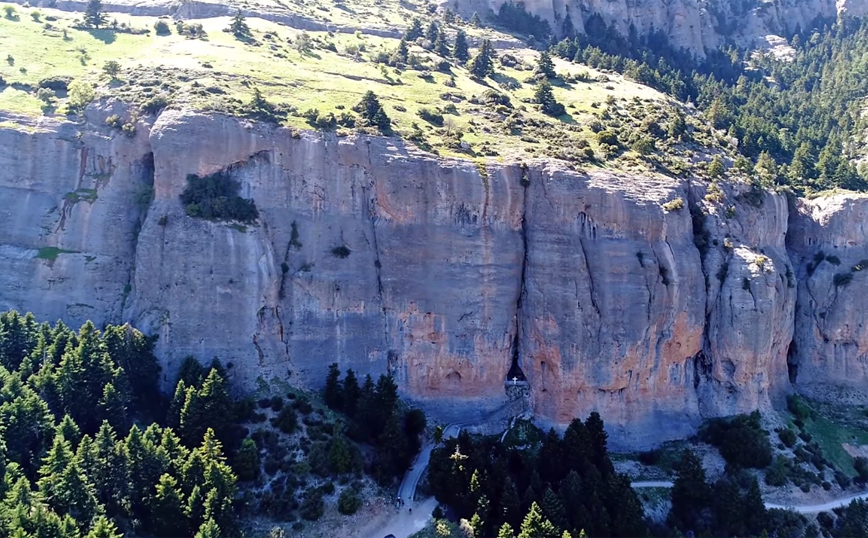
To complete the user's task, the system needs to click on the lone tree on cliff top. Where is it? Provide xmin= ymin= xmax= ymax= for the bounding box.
xmin=84 ymin=0 xmax=107 ymax=29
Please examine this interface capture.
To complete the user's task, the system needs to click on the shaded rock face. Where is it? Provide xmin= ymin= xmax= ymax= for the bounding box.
xmin=0 ymin=107 xmax=864 ymax=447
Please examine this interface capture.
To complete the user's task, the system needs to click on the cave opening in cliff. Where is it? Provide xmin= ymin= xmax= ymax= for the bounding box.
xmin=506 ymin=332 xmax=527 ymax=384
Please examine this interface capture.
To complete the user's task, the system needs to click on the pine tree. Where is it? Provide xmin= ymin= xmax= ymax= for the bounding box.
xmin=668 ymin=449 xmax=711 ymax=534
xmin=453 ymin=30 xmax=470 ymax=64
xmin=151 ymin=473 xmax=189 ymax=538
xmin=342 ymin=369 xmax=361 ymax=417
xmin=426 ymin=21 xmax=439 ymax=44
xmin=86 ymin=515 xmax=124 ymax=538
xmin=234 ymin=438 xmax=260 ymax=482
xmin=535 ymin=50 xmax=556 ymax=79
xmin=0 ymin=311 xmax=38 ymax=371
xmin=756 ymin=151 xmax=778 ymax=185
xmin=180 ymin=368 xmax=232 ymax=447
xmin=534 ymin=80 xmax=565 ymax=117
xmin=468 ymin=39 xmax=495 ymax=78
xmin=708 ymin=155 xmax=726 ymax=178
xmin=228 ymin=10 xmax=250 ymax=38
xmin=55 ymin=321 xmax=115 ymax=434
xmin=327 ymin=435 xmax=353 ymax=474
xmin=562 ymin=419 xmax=592 ymax=473
xmin=540 ymin=488 xmax=567 ymax=530
xmin=74 ymin=434 xmax=98 ymax=479
xmin=518 ymin=502 xmax=559 ymax=538
xmin=470 ymin=12 xmax=481 ymax=27
xmin=404 ymin=17 xmax=424 ymax=41
xmin=396 ymin=38 xmax=409 ymax=62
xmin=102 ymin=323 xmax=160 ymax=418
xmin=53 ymin=463 xmax=99 ymax=525
xmin=562 ymin=13 xmax=575 ymax=37
xmin=434 ymin=28 xmax=451 ymax=57
xmin=37 ymin=434 xmax=75 ymax=501
xmin=187 ymin=484 xmax=206 ymax=530
xmin=324 ymin=363 xmax=342 ymax=410
xmin=84 ymin=0 xmax=107 ymax=28
xmin=743 ymin=477 xmax=767 ymax=535
xmin=99 ymin=382 xmax=128 ymax=431
xmin=0 ymin=379 xmax=54 ymax=475
xmin=93 ymin=421 xmax=126 ymax=513
xmin=56 ymin=414 xmax=82 ymax=447
xmin=585 ymin=412 xmax=614 ymax=477
xmin=167 ymin=379 xmax=187 ymax=429
xmin=194 ymin=518 xmax=221 ymax=538
xmin=497 ymin=522 xmax=515 ymax=538
xmin=501 ymin=478 xmax=522 ymax=528
xmin=354 ymin=92 xmax=391 ymax=132
xmin=374 ymin=411 xmax=410 ymax=482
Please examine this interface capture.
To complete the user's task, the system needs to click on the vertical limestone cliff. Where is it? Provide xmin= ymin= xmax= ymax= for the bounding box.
xmin=1 ymin=108 xmax=867 ymax=446
xmin=787 ymin=195 xmax=868 ymax=403
xmin=445 ymin=0 xmax=856 ymax=53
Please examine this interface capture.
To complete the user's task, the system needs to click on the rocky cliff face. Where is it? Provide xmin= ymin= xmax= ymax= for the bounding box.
xmin=447 ymin=0 xmax=864 ymax=54
xmin=2 ymin=107 xmax=866 ymax=447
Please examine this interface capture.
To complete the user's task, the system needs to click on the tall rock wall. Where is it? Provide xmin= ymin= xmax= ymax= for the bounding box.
xmin=787 ymin=194 xmax=868 ymax=404
xmin=1 ymin=107 xmax=866 ymax=447
xmin=445 ymin=0 xmax=855 ymax=53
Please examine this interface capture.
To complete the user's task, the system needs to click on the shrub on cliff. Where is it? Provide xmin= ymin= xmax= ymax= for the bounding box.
xmin=180 ymin=171 xmax=259 ymax=223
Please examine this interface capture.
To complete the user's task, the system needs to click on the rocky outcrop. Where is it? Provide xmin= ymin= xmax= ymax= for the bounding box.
xmin=446 ymin=0 xmax=861 ymax=54
xmin=1 ymin=107 xmax=867 ymax=447
xmin=787 ymin=194 xmax=868 ymax=404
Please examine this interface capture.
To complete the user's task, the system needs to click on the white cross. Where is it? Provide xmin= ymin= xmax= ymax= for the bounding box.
xmin=512 ymin=376 xmax=518 ymax=385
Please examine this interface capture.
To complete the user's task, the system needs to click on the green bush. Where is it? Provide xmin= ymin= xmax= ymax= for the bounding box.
xmin=338 ymin=488 xmax=361 ymax=515
xmin=299 ymin=489 xmax=324 ymax=521
xmin=154 ymin=19 xmax=171 ymax=35
xmin=662 ymin=197 xmax=685 ymax=212
xmin=38 ymin=75 xmax=72 ymax=91
xmin=700 ymin=411 xmax=772 ymax=469
xmin=778 ymin=428 xmax=797 ymax=448
xmin=418 ymin=107 xmax=444 ymax=126
xmin=271 ymin=406 xmax=298 ymax=434
xmin=596 ymin=129 xmax=620 ymax=147
xmin=180 ymin=171 xmax=259 ymax=223
xmin=234 ymin=438 xmax=261 ymax=481
xmin=142 ymin=95 xmax=169 ymax=115
xmin=765 ymin=456 xmax=788 ymax=486
xmin=787 ymin=395 xmax=812 ymax=420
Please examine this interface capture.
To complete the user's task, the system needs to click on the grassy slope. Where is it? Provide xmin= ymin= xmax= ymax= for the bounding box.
xmin=0 ymin=1 xmax=729 ymax=174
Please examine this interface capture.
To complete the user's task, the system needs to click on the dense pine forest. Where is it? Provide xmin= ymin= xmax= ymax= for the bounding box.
xmin=0 ymin=312 xmax=425 ymax=538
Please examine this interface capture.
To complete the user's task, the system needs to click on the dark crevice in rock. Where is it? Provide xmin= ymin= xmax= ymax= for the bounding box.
xmin=787 ymin=340 xmax=799 ymax=383
xmin=508 ymin=168 xmax=529 ymax=384
xmin=361 ymin=180 xmax=390 ymax=371
xmin=121 ymin=151 xmax=154 ymax=316
xmin=686 ymin=181 xmax=715 ymax=392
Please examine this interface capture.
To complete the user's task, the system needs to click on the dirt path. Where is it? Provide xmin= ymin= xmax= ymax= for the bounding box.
xmin=368 ymin=424 xmax=463 ymax=538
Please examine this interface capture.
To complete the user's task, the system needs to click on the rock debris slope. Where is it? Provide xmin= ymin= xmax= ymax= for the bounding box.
xmin=2 ymin=107 xmax=867 ymax=447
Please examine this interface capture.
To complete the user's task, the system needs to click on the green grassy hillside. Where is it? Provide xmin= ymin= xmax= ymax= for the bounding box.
xmin=0 ymin=2 xmax=735 ymax=178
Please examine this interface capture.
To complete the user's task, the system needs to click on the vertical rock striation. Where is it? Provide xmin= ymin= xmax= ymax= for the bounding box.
xmin=787 ymin=194 xmax=868 ymax=403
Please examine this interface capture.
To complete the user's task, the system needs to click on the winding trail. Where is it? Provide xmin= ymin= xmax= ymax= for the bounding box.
xmin=369 ymin=423 xmax=464 ymax=538
xmin=630 ymin=481 xmax=868 ymax=514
